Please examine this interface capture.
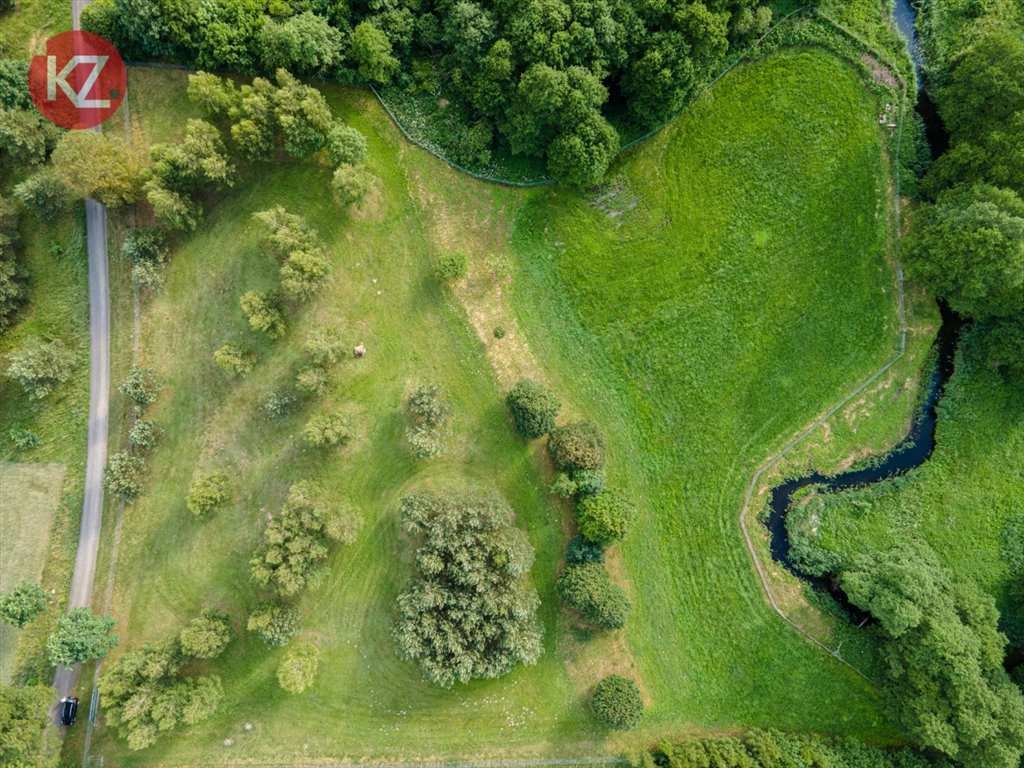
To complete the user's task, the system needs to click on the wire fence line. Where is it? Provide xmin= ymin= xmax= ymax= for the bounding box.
xmin=736 ymin=14 xmax=915 ymax=677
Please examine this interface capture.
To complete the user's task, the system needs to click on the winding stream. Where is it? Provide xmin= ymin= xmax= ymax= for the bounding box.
xmin=763 ymin=0 xmax=961 ymax=613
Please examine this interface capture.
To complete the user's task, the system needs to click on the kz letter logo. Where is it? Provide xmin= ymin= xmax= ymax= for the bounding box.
xmin=29 ymin=31 xmax=126 ymax=129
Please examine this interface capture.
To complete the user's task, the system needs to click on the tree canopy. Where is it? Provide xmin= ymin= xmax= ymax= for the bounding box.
xmin=46 ymin=607 xmax=118 ymax=666
xmin=393 ymin=490 xmax=543 ymax=687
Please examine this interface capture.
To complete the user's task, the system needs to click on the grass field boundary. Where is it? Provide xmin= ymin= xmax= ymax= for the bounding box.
xmin=736 ymin=11 xmax=914 ymax=677
xmin=183 ymin=758 xmax=629 ymax=768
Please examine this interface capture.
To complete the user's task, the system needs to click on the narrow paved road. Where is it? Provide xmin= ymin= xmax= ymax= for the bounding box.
xmin=53 ymin=0 xmax=110 ymax=704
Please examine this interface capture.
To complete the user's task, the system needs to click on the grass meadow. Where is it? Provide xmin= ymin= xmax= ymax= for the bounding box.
xmin=79 ymin=45 xmax=925 ymax=765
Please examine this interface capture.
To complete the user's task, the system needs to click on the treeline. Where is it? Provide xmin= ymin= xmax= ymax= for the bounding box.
xmin=81 ymin=0 xmax=774 ymax=185
xmin=635 ymin=728 xmax=948 ymax=768
xmin=903 ymin=1 xmax=1024 ymax=379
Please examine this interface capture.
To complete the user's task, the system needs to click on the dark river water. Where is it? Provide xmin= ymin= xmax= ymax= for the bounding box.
xmin=763 ymin=0 xmax=959 ymax=614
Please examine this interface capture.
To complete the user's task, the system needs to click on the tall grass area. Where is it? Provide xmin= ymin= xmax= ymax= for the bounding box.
xmin=0 ymin=0 xmax=69 ymax=58
xmin=509 ymin=49 xmax=901 ymax=735
xmin=804 ymin=354 xmax=1024 ymax=642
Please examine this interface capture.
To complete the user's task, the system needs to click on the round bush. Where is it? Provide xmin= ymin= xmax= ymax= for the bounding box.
xmin=105 ymin=451 xmax=145 ymax=499
xmin=576 ymin=489 xmax=638 ymax=544
xmin=277 ymin=641 xmax=321 ymax=694
xmin=548 ymin=421 xmax=606 ymax=472
xmin=565 ymin=535 xmax=604 ymax=565
xmin=556 ymin=563 xmax=630 ymax=630
xmin=434 ymin=253 xmax=467 ymax=282
xmin=186 ymin=471 xmax=231 ymax=518
xmin=591 ymin=675 xmax=643 ymax=730
xmin=506 ymin=378 xmax=560 ymax=439
xmin=571 ymin=467 xmax=605 ymax=496
xmin=246 ymin=603 xmax=300 ymax=648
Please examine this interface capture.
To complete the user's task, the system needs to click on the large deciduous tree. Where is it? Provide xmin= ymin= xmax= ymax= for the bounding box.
xmin=393 ymin=491 xmax=542 ymax=687
xmin=842 ymin=544 xmax=1024 ymax=768
xmin=46 ymin=607 xmax=118 ymax=666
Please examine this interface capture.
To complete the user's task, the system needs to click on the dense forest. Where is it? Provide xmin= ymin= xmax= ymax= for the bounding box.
xmin=80 ymin=0 xmax=773 ymax=184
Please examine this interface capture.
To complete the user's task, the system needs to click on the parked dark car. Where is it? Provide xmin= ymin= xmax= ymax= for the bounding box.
xmin=58 ymin=696 xmax=78 ymax=726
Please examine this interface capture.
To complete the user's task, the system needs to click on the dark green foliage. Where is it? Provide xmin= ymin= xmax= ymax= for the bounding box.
xmin=505 ymin=377 xmax=560 ymax=438
xmin=433 ymin=252 xmax=467 ymax=282
xmin=557 ymin=562 xmax=629 ymax=630
xmin=0 ymin=107 xmax=61 ymax=166
xmin=548 ymin=420 xmax=606 ymax=472
xmin=647 ymin=729 xmax=944 ymax=768
xmin=0 ymin=195 xmax=25 ymax=333
xmin=81 ymin=0 xmax=768 ymax=186
xmin=247 ymin=602 xmax=300 ymax=647
xmin=258 ymin=12 xmax=342 ymax=75
xmin=119 ymin=365 xmax=161 ymax=408
xmin=974 ymin=317 xmax=1024 ymax=381
xmin=186 ymin=471 xmax=231 ymax=518
xmin=591 ymin=675 xmax=643 ymax=730
xmin=571 ymin=467 xmax=605 ymax=496
xmin=4 ymin=337 xmax=75 ymax=400
xmin=213 ymin=343 xmax=256 ymax=376
xmin=9 ymin=426 xmax=39 ymax=450
xmin=0 ymin=580 xmax=47 ymax=628
xmin=100 ymin=635 xmax=223 ymax=750
xmin=0 ymin=684 xmax=53 ymax=768
xmin=0 ymin=61 xmax=31 ymax=109
xmin=13 ymin=171 xmax=72 ymax=220
xmin=178 ymin=609 xmax=232 ymax=659
xmin=393 ymin=491 xmax=542 ymax=687
xmin=120 ymin=228 xmax=169 ymax=290
xmin=842 ymin=544 xmax=1024 ymax=768
xmin=105 ymin=450 xmax=146 ymax=499
xmin=46 ymin=607 xmax=117 ymax=666
xmin=565 ymin=535 xmax=604 ymax=565
xmin=576 ymin=489 xmax=637 ymax=544
xmin=904 ymin=184 xmax=1024 ymax=321
xmin=250 ymin=480 xmax=344 ymax=597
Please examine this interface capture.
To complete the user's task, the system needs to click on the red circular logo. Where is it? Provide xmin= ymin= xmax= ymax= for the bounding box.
xmin=28 ymin=31 xmax=126 ymax=130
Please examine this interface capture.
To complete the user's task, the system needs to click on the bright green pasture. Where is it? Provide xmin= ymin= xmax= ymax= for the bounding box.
xmin=509 ymin=49 xmax=904 ymax=735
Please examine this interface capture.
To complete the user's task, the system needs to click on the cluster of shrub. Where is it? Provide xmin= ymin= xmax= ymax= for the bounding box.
xmin=99 ymin=609 xmax=231 ymax=750
xmin=105 ymin=364 xmax=163 ymax=500
xmin=403 ymin=382 xmax=451 ymax=459
xmin=902 ymin=3 xmax=1024 ymax=382
xmin=78 ymin=0 xmax=774 ymax=185
xmin=392 ymin=490 xmax=542 ymax=687
xmin=504 ymin=377 xmax=644 ymax=728
xmin=635 ymin=728 xmax=947 ymax=768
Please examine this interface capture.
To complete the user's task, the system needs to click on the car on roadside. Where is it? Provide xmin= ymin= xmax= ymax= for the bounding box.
xmin=58 ymin=696 xmax=78 ymax=726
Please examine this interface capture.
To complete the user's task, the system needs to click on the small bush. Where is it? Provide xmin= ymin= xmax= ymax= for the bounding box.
xmin=565 ymin=535 xmax=604 ymax=565
xmin=186 ymin=471 xmax=231 ymax=518
xmin=213 ymin=343 xmax=255 ymax=376
xmin=572 ymin=467 xmax=605 ymax=496
xmin=548 ymin=420 xmax=606 ymax=472
xmin=493 ymin=326 xmax=506 ymax=339
xmin=127 ymin=419 xmax=160 ymax=451
xmin=119 ymin=365 xmax=160 ymax=408
xmin=179 ymin=609 xmax=232 ymax=659
xmin=277 ymin=641 xmax=320 ymax=693
xmin=5 ymin=337 xmax=76 ymax=400
xmin=591 ymin=675 xmax=643 ymax=730
xmin=327 ymin=123 xmax=368 ymax=166
xmin=331 ymin=164 xmax=373 ymax=208
xmin=9 ymin=426 xmax=39 ymax=450
xmin=576 ymin=489 xmax=638 ymax=544
xmin=247 ymin=603 xmax=300 ymax=648
xmin=105 ymin=451 xmax=145 ymax=499
xmin=302 ymin=412 xmax=351 ymax=448
xmin=405 ymin=384 xmax=450 ymax=459
xmin=302 ymin=327 xmax=344 ymax=366
xmin=506 ymin=378 xmax=560 ymax=439
xmin=240 ymin=290 xmax=287 ymax=339
xmin=433 ymin=253 xmax=467 ymax=282
xmin=261 ymin=388 xmax=299 ymax=419
xmin=296 ymin=365 xmax=331 ymax=396
xmin=557 ymin=562 xmax=630 ymax=630
xmin=550 ymin=473 xmax=578 ymax=499
xmin=0 ymin=581 xmax=48 ymax=628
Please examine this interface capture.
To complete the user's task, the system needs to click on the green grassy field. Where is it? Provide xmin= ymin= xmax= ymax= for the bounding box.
xmin=508 ymin=48 xmax=907 ymax=735
xmin=0 ymin=0 xmax=69 ymax=58
xmin=83 ymin=43 xmax=925 ymax=765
